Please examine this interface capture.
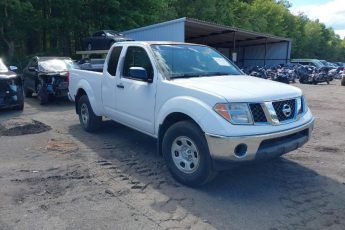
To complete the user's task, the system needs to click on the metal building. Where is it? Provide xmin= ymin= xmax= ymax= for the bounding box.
xmin=122 ymin=17 xmax=292 ymax=68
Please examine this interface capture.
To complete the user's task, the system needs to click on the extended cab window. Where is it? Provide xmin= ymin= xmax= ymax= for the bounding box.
xmin=123 ymin=46 xmax=153 ymax=80
xmin=107 ymin=46 xmax=123 ymax=76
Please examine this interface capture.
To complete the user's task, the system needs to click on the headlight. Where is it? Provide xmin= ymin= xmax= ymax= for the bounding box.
xmin=214 ymin=103 xmax=253 ymax=125
xmin=297 ymin=96 xmax=308 ymax=115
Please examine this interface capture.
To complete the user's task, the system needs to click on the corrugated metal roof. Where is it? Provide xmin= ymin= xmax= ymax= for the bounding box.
xmin=122 ymin=17 xmax=291 ymax=45
xmin=185 ymin=18 xmax=291 ymax=42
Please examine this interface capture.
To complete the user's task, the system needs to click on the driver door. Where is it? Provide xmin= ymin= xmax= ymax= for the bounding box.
xmin=114 ymin=46 xmax=157 ymax=135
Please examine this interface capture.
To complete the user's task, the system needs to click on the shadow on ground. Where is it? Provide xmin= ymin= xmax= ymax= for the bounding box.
xmin=69 ymin=120 xmax=345 ymax=229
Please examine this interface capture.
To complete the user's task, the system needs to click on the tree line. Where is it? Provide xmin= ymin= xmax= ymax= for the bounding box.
xmin=1 ymin=0 xmax=344 ymax=68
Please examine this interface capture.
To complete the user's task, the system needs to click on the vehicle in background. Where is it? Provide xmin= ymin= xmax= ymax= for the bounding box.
xmin=297 ymin=65 xmax=333 ymax=85
xmin=0 ymin=59 xmax=24 ymax=110
xmin=69 ymin=41 xmax=314 ymax=186
xmin=78 ymin=58 xmax=105 ymax=72
xmin=81 ymin=30 xmax=134 ymax=51
xmin=291 ymin=59 xmax=325 ymax=69
xmin=22 ymin=57 xmax=79 ymax=105
xmin=320 ymin=60 xmax=337 ymax=69
xmin=334 ymin=62 xmax=345 ymax=68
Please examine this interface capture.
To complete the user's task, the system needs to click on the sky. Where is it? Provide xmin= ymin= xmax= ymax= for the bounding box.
xmin=289 ymin=0 xmax=345 ymax=38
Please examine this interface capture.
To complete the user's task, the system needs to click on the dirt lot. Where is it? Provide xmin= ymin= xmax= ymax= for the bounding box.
xmin=0 ymin=81 xmax=345 ymax=230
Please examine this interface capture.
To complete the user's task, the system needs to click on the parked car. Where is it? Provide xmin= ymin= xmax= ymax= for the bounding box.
xmin=69 ymin=41 xmax=315 ymax=186
xmin=334 ymin=62 xmax=345 ymax=68
xmin=291 ymin=59 xmax=325 ymax=69
xmin=78 ymin=58 xmax=105 ymax=72
xmin=0 ymin=59 xmax=24 ymax=110
xmin=81 ymin=30 xmax=134 ymax=51
xmin=22 ymin=57 xmax=79 ymax=105
xmin=319 ymin=60 xmax=337 ymax=69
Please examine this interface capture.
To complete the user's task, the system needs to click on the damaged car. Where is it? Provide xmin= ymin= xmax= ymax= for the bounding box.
xmin=22 ymin=57 xmax=79 ymax=105
xmin=0 ymin=59 xmax=24 ymax=110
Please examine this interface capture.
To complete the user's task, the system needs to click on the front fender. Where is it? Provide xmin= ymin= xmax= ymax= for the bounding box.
xmin=156 ymin=96 xmax=229 ymax=136
xmin=75 ymin=79 xmax=102 ymax=116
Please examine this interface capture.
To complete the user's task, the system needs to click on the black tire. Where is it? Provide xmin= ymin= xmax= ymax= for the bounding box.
xmin=14 ymin=101 xmax=24 ymax=110
xmin=341 ymin=77 xmax=345 ymax=86
xmin=14 ymin=86 xmax=24 ymax=110
xmin=37 ymin=83 xmax=48 ymax=105
xmin=78 ymin=95 xmax=102 ymax=132
xmin=162 ymin=120 xmax=216 ymax=186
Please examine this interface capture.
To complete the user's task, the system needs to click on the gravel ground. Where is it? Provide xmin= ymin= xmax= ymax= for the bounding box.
xmin=0 ymin=81 xmax=345 ymax=230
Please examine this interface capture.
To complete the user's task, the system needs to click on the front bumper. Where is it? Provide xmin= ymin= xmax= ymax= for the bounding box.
xmin=205 ymin=118 xmax=315 ymax=170
xmin=0 ymin=82 xmax=23 ymax=109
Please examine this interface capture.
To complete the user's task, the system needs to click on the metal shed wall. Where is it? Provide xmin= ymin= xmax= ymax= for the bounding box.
xmin=238 ymin=42 xmax=291 ymax=68
xmin=122 ymin=18 xmax=291 ymax=68
xmin=122 ymin=18 xmax=185 ymax=42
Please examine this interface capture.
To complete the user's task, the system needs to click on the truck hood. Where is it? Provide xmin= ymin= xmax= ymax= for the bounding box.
xmin=172 ymin=75 xmax=302 ymax=102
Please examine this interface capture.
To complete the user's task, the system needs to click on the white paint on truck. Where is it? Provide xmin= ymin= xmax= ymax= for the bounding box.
xmin=69 ymin=41 xmax=314 ymax=186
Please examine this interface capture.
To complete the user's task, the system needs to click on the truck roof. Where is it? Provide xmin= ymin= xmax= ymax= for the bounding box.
xmin=115 ymin=41 xmax=205 ymax=46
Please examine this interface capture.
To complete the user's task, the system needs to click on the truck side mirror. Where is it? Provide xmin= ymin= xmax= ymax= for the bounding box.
xmin=129 ymin=67 xmax=152 ymax=83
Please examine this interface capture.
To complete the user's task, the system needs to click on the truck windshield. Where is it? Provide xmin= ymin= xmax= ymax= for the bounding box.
xmin=151 ymin=44 xmax=242 ymax=79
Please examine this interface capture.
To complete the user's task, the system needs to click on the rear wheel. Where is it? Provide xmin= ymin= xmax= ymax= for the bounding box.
xmin=162 ymin=121 xmax=216 ymax=186
xmin=341 ymin=77 xmax=345 ymax=86
xmin=78 ymin=95 xmax=102 ymax=132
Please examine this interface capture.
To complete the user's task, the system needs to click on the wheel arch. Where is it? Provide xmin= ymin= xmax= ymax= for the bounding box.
xmin=75 ymin=88 xmax=87 ymax=114
xmin=157 ymin=112 xmax=202 ymax=156
xmin=74 ymin=79 xmax=102 ymax=116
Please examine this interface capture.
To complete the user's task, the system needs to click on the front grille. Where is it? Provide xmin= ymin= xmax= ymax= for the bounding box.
xmin=272 ymin=99 xmax=296 ymax=122
xmin=249 ymin=103 xmax=267 ymax=123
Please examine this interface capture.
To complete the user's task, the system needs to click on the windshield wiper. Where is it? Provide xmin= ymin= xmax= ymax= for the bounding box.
xmin=202 ymin=72 xmax=231 ymax=76
xmin=170 ymin=73 xmax=204 ymax=79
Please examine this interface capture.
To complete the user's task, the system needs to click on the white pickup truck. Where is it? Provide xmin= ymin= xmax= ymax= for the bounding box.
xmin=69 ymin=41 xmax=314 ymax=186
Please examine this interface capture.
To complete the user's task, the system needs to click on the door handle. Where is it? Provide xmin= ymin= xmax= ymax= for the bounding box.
xmin=116 ymin=84 xmax=124 ymax=89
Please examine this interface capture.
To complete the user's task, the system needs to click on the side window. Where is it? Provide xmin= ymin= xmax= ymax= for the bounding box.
xmin=122 ymin=46 xmax=154 ymax=80
xmin=107 ymin=46 xmax=123 ymax=76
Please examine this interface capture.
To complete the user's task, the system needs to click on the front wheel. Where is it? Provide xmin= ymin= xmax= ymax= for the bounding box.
xmin=78 ymin=95 xmax=102 ymax=132
xmin=14 ymin=86 xmax=24 ymax=110
xmin=162 ymin=121 xmax=216 ymax=186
